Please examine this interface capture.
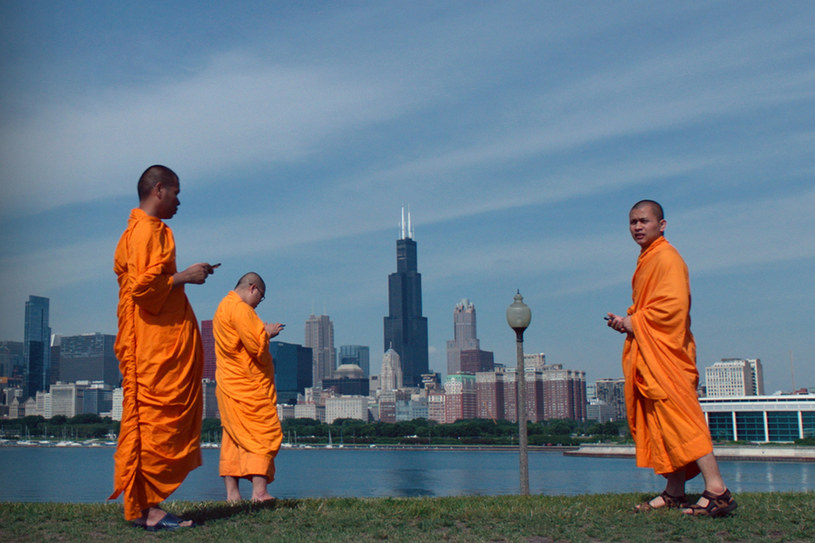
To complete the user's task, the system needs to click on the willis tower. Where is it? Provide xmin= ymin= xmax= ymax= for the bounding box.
xmin=384 ymin=208 xmax=428 ymax=387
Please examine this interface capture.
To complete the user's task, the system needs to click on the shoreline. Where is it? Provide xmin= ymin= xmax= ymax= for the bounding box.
xmin=565 ymin=443 xmax=815 ymax=462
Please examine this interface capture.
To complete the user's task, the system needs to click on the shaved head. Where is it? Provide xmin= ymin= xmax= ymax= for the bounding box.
xmin=631 ymin=199 xmax=664 ymax=221
xmin=138 ymin=165 xmax=178 ymax=201
xmin=235 ymin=272 xmax=265 ymax=292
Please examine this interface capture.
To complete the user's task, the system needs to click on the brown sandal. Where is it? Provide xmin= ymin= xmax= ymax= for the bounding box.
xmin=684 ymin=489 xmax=737 ymax=517
xmin=634 ymin=490 xmax=689 ymax=512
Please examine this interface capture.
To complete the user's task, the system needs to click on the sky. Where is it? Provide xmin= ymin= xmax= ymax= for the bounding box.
xmin=1 ymin=1 xmax=813 ymax=394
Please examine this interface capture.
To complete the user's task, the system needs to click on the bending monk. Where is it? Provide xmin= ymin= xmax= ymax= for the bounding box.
xmin=213 ymin=272 xmax=285 ymax=502
xmin=110 ymin=165 xmax=218 ymax=530
xmin=607 ymin=200 xmax=736 ymax=517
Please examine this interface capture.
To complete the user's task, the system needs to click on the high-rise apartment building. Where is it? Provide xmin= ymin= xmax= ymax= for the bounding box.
xmin=446 ymin=299 xmax=494 ymax=375
xmin=542 ymin=365 xmax=587 ymax=421
xmin=305 ymin=314 xmax=335 ymax=388
xmin=444 ymin=373 xmax=477 ymax=423
xmin=58 ymin=333 xmax=119 ymax=386
xmin=380 ymin=348 xmax=403 ymax=392
xmin=24 ymin=295 xmax=51 ymax=398
xmin=705 ymin=358 xmax=764 ymax=398
xmin=200 ymin=320 xmax=217 ymax=381
xmin=476 ymin=368 xmax=506 ymax=421
xmin=383 ymin=208 xmax=428 ymax=387
xmin=338 ymin=345 xmax=370 ymax=376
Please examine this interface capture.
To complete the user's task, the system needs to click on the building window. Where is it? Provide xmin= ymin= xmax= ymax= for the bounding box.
xmin=803 ymin=412 xmax=815 ymax=438
xmin=767 ymin=411 xmax=800 ymax=442
xmin=735 ymin=411 xmax=765 ymax=442
xmin=707 ymin=412 xmax=734 ymax=441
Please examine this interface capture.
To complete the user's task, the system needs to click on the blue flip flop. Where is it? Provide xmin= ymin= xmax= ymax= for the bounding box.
xmin=144 ymin=512 xmax=195 ymax=532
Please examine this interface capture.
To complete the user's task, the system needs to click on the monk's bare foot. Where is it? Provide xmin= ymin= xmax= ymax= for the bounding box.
xmin=226 ymin=492 xmax=242 ymax=503
xmin=252 ymin=492 xmax=275 ymax=503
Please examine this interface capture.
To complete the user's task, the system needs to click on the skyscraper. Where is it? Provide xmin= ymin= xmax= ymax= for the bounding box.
xmin=59 ymin=333 xmax=120 ymax=386
xmin=383 ymin=208 xmax=428 ymax=387
xmin=24 ymin=295 xmax=51 ymax=398
xmin=305 ymin=314 xmax=335 ymax=388
xmin=338 ymin=345 xmax=370 ymax=376
xmin=200 ymin=320 xmax=216 ymax=381
xmin=380 ymin=347 xmax=403 ymax=391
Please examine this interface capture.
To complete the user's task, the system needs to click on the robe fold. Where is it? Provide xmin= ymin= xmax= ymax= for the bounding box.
xmin=214 ymin=291 xmax=282 ymax=482
xmin=109 ymin=208 xmax=203 ymax=520
xmin=623 ymin=236 xmax=712 ymax=479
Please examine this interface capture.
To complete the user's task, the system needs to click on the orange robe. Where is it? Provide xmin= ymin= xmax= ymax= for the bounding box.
xmin=214 ymin=291 xmax=282 ymax=481
xmin=109 ymin=208 xmax=203 ymax=520
xmin=622 ymin=236 xmax=712 ymax=479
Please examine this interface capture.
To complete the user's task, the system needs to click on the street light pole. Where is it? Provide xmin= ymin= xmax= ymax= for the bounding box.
xmin=507 ymin=291 xmax=531 ymax=496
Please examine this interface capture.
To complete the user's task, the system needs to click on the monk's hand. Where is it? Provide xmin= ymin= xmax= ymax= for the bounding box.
xmin=606 ymin=313 xmax=632 ymax=334
xmin=265 ymin=322 xmax=285 ymax=338
xmin=177 ymin=263 xmax=213 ymax=285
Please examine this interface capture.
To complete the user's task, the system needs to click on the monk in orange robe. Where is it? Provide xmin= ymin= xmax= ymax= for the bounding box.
xmin=110 ymin=165 xmax=218 ymax=530
xmin=213 ymin=272 xmax=284 ymax=502
xmin=607 ymin=200 xmax=736 ymax=517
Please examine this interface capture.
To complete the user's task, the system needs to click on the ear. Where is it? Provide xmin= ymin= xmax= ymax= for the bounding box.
xmin=659 ymin=219 xmax=666 ymax=233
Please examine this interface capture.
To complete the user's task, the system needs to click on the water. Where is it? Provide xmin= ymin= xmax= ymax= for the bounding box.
xmin=1 ymin=446 xmax=813 ymax=503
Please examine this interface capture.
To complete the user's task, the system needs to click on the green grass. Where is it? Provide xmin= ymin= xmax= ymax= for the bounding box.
xmin=1 ymin=492 xmax=813 ymax=542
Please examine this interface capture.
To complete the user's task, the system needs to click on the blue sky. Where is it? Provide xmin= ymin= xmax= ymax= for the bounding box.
xmin=1 ymin=1 xmax=813 ymax=393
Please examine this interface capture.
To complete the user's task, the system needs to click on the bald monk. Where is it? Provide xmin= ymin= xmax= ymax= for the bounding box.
xmin=213 ymin=272 xmax=285 ymax=502
xmin=607 ymin=200 xmax=736 ymax=517
xmin=110 ymin=165 xmax=218 ymax=530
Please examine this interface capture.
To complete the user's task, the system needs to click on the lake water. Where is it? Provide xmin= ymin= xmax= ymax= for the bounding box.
xmin=1 ymin=446 xmax=813 ymax=503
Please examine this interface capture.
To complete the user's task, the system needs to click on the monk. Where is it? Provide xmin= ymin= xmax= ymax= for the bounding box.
xmin=606 ymin=200 xmax=737 ymax=517
xmin=110 ymin=165 xmax=218 ymax=530
xmin=213 ymin=272 xmax=285 ymax=502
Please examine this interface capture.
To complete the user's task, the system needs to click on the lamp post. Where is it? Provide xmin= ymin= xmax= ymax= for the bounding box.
xmin=507 ymin=290 xmax=531 ymax=496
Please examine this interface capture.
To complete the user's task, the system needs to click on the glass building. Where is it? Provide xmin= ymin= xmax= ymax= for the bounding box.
xmin=270 ymin=341 xmax=312 ymax=404
xmin=24 ymin=296 xmax=51 ymax=398
xmin=701 ymin=395 xmax=815 ymax=442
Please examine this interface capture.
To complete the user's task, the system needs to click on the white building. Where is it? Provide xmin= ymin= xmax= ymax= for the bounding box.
xmin=380 ymin=348 xmax=403 ymax=392
xmin=111 ymin=387 xmax=123 ymax=421
xmin=325 ymin=395 xmax=369 ymax=423
xmin=701 ymin=394 xmax=815 ymax=442
xmin=705 ymin=358 xmax=764 ymax=398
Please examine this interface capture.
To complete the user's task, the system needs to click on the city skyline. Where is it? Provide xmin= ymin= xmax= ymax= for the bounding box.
xmin=1 ymin=3 xmax=813 ymax=393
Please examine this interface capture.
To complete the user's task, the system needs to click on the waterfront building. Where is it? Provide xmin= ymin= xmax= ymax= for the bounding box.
xmin=427 ymin=392 xmax=446 ymax=423
xmin=338 ymin=345 xmax=370 ymax=376
xmin=80 ymin=381 xmax=114 ymax=416
xmin=420 ymin=372 xmax=442 ymax=393
xmin=58 ymin=333 xmax=119 ymax=386
xmin=524 ymin=353 xmax=548 ymax=371
xmin=395 ymin=397 xmax=428 ymax=421
xmin=24 ymin=295 xmax=51 ymax=398
xmin=542 ymin=365 xmax=587 ymax=421
xmin=325 ymin=395 xmax=369 ymax=423
xmin=705 ymin=358 xmax=764 ymax=397
xmin=49 ymin=335 xmax=61 ymax=386
xmin=50 ymin=382 xmax=86 ymax=418
xmin=270 ymin=341 xmax=313 ymax=405
xmin=112 ymin=387 xmax=123 ymax=421
xmin=444 ymin=373 xmax=477 ymax=423
xmin=586 ymin=399 xmax=616 ymax=423
xmin=305 ymin=314 xmax=335 ymax=388
xmin=383 ymin=208 xmax=429 ymax=387
xmin=380 ymin=348 xmax=403 ymax=391
xmin=294 ymin=402 xmax=325 ymax=423
xmin=593 ymin=377 xmax=626 ymax=421
xmin=35 ymin=389 xmax=52 ymax=418
xmin=202 ymin=378 xmax=219 ymax=419
xmin=501 ymin=369 xmax=545 ymax=423
xmin=200 ymin=320 xmax=216 ymax=381
xmin=476 ymin=368 xmax=506 ymax=421
xmin=277 ymin=403 xmax=295 ymax=420
xmin=701 ymin=394 xmax=815 ymax=442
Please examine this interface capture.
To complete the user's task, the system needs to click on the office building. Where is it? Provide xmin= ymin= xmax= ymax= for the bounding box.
xmin=50 ymin=382 xmax=85 ymax=418
xmin=82 ymin=381 xmax=114 ymax=416
xmin=338 ymin=345 xmax=370 ymax=376
xmin=380 ymin=348 xmax=403 ymax=391
xmin=200 ymin=320 xmax=217 ymax=381
xmin=24 ymin=295 xmax=51 ymax=398
xmin=58 ymin=333 xmax=119 ymax=386
xmin=0 ymin=341 xmax=24 ymax=380
xmin=202 ymin=378 xmax=219 ymax=419
xmin=476 ymin=368 xmax=506 ymax=421
xmin=542 ymin=365 xmax=587 ymax=421
xmin=444 ymin=373 xmax=477 ymax=423
xmin=323 ymin=363 xmax=370 ymax=396
xmin=705 ymin=358 xmax=764 ymax=398
xmin=270 ymin=341 xmax=313 ymax=405
xmin=305 ymin=314 xmax=335 ymax=388
xmin=383 ymin=208 xmax=429 ymax=387
xmin=325 ymin=395 xmax=369 ymax=423
xmin=593 ymin=378 xmax=626 ymax=421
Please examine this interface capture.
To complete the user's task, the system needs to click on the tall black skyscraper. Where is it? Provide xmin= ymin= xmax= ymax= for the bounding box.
xmin=24 ymin=295 xmax=51 ymax=398
xmin=384 ymin=208 xmax=428 ymax=387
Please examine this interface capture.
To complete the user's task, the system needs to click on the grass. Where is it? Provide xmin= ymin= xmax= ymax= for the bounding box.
xmin=1 ymin=492 xmax=813 ymax=542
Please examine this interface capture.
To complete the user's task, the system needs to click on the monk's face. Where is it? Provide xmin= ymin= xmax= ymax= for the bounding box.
xmin=629 ymin=205 xmax=665 ymax=249
xmin=155 ymin=181 xmax=181 ymax=219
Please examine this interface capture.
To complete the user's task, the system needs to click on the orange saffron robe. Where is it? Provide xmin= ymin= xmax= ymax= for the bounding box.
xmin=109 ymin=208 xmax=203 ymax=520
xmin=214 ymin=291 xmax=283 ymax=481
xmin=623 ymin=236 xmax=712 ymax=478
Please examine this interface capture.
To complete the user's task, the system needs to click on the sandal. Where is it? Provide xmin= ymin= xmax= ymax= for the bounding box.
xmin=634 ymin=490 xmax=689 ymax=512
xmin=684 ymin=489 xmax=737 ymax=517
